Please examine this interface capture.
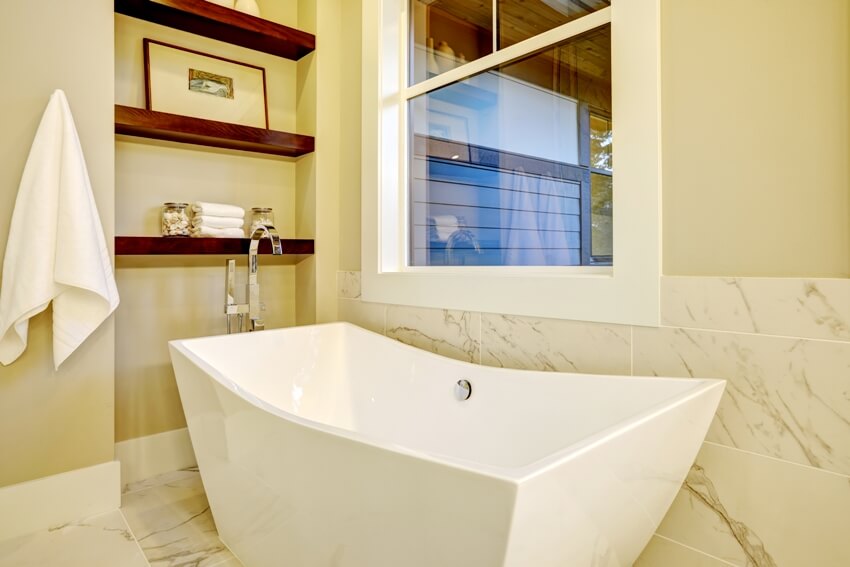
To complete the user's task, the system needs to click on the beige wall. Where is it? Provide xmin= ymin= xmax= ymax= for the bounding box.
xmin=339 ymin=0 xmax=363 ymax=272
xmin=0 ymin=0 xmax=115 ymax=487
xmin=662 ymin=0 xmax=850 ymax=276
xmin=113 ymin=4 xmax=299 ymax=442
xmin=295 ymin=0 xmax=342 ymax=325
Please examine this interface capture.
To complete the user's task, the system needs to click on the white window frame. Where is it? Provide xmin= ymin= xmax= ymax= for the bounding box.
xmin=361 ymin=0 xmax=661 ymax=326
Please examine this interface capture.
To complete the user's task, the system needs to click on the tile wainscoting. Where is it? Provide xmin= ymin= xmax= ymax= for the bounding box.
xmin=336 ymin=271 xmax=850 ymax=566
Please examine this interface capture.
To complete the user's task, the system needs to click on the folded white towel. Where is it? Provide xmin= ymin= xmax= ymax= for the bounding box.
xmin=0 ymin=90 xmax=120 ymax=369
xmin=192 ymin=201 xmax=245 ymax=218
xmin=190 ymin=226 xmax=246 ymax=238
xmin=192 ymin=215 xmax=244 ymax=229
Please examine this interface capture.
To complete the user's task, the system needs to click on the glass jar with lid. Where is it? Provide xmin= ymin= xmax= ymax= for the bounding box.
xmin=249 ymin=207 xmax=275 ymax=236
xmin=161 ymin=202 xmax=190 ymax=237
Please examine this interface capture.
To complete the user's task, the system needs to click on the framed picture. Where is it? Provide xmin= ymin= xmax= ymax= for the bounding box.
xmin=144 ymin=39 xmax=269 ymax=129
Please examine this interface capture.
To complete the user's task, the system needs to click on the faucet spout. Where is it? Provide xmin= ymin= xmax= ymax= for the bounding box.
xmin=250 ymin=224 xmax=283 ymax=257
xmin=247 ymin=224 xmax=282 ymax=332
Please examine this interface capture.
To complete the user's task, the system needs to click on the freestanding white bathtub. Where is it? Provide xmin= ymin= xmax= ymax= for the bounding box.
xmin=169 ymin=322 xmax=724 ymax=567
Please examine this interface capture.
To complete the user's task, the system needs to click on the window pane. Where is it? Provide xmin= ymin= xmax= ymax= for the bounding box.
xmin=410 ymin=0 xmax=494 ymax=85
xmin=498 ymin=0 xmax=610 ymax=48
xmin=590 ymin=113 xmax=612 ymax=172
xmin=409 ymin=25 xmax=611 ymax=267
xmin=591 ymin=172 xmax=612 ymax=258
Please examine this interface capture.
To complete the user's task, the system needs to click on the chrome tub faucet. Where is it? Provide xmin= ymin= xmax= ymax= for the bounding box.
xmin=224 ymin=224 xmax=283 ymax=333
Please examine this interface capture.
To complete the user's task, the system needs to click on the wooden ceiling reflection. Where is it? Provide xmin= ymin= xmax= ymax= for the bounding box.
xmin=423 ymin=0 xmax=611 ymax=81
xmin=425 ymin=0 xmax=609 ymax=45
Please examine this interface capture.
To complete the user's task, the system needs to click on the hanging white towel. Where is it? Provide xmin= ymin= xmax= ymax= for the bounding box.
xmin=538 ymin=174 xmax=573 ymax=265
xmin=192 ymin=201 xmax=245 ymax=218
xmin=0 ymin=90 xmax=120 ymax=369
xmin=504 ymin=168 xmax=545 ymax=266
xmin=191 ymin=214 xmax=245 ymax=229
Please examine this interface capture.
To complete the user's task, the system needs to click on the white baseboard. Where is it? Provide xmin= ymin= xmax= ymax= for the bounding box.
xmin=115 ymin=428 xmax=197 ymax=487
xmin=0 ymin=460 xmax=120 ymax=541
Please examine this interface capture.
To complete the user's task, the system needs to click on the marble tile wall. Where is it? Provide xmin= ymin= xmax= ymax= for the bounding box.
xmin=661 ymin=277 xmax=850 ymax=340
xmin=336 ymin=272 xmax=850 ymax=566
xmin=481 ymin=314 xmax=631 ymax=375
xmin=658 ymin=442 xmax=850 ymax=566
xmin=387 ymin=305 xmax=480 ymax=363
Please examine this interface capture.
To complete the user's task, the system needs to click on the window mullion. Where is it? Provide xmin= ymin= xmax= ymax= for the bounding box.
xmin=492 ymin=0 xmax=498 ymax=53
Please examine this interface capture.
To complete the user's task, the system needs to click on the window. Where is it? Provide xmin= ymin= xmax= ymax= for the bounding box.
xmin=410 ymin=2 xmax=612 ymax=268
xmin=362 ymin=0 xmax=661 ymax=325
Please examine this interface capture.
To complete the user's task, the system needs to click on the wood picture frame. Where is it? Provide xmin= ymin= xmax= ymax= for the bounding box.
xmin=143 ymin=38 xmax=269 ymax=129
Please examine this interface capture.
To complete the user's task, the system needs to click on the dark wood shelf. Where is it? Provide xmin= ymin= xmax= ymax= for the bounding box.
xmin=116 ymin=236 xmax=314 ymax=256
xmin=115 ymin=105 xmax=314 ymax=157
xmin=114 ymin=0 xmax=315 ymax=60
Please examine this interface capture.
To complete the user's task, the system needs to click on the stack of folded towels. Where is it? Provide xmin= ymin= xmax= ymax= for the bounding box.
xmin=190 ymin=201 xmax=245 ymax=238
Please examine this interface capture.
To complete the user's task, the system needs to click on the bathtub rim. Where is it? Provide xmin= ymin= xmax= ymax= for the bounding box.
xmin=169 ymin=321 xmax=725 ymax=484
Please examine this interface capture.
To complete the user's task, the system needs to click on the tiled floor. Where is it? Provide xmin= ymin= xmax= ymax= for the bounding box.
xmin=0 ymin=510 xmax=148 ymax=567
xmin=0 ymin=468 xmax=241 ymax=567
xmin=122 ymin=468 xmax=240 ymax=567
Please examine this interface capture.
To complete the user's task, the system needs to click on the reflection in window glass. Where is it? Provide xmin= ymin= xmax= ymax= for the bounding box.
xmin=589 ymin=112 xmax=612 ymax=259
xmin=591 ymin=173 xmax=612 ymax=258
xmin=409 ymin=0 xmax=493 ymax=85
xmin=590 ymin=113 xmax=612 ymax=171
xmin=409 ymin=25 xmax=611 ymax=267
xmin=497 ymin=0 xmax=610 ymax=48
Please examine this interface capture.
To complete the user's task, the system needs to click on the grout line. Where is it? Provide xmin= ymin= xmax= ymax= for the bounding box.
xmin=117 ymin=509 xmax=152 ymax=567
xmin=658 ymin=323 xmax=850 ymax=345
xmin=649 ymin=534 xmax=739 ymax=566
xmin=477 ymin=311 xmax=482 ymax=365
xmin=381 ymin=303 xmax=387 ymax=335
xmin=702 ymin=441 xmax=850 ymax=481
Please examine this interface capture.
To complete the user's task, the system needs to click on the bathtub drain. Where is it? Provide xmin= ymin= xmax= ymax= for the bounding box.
xmin=455 ymin=379 xmax=472 ymax=401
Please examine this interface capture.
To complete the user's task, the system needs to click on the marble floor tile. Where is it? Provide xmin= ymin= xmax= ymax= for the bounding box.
xmin=0 ymin=509 xmax=148 ymax=567
xmin=204 ymin=559 xmax=243 ymax=567
xmin=121 ymin=469 xmax=239 ymax=567
xmin=123 ymin=467 xmax=200 ymax=495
